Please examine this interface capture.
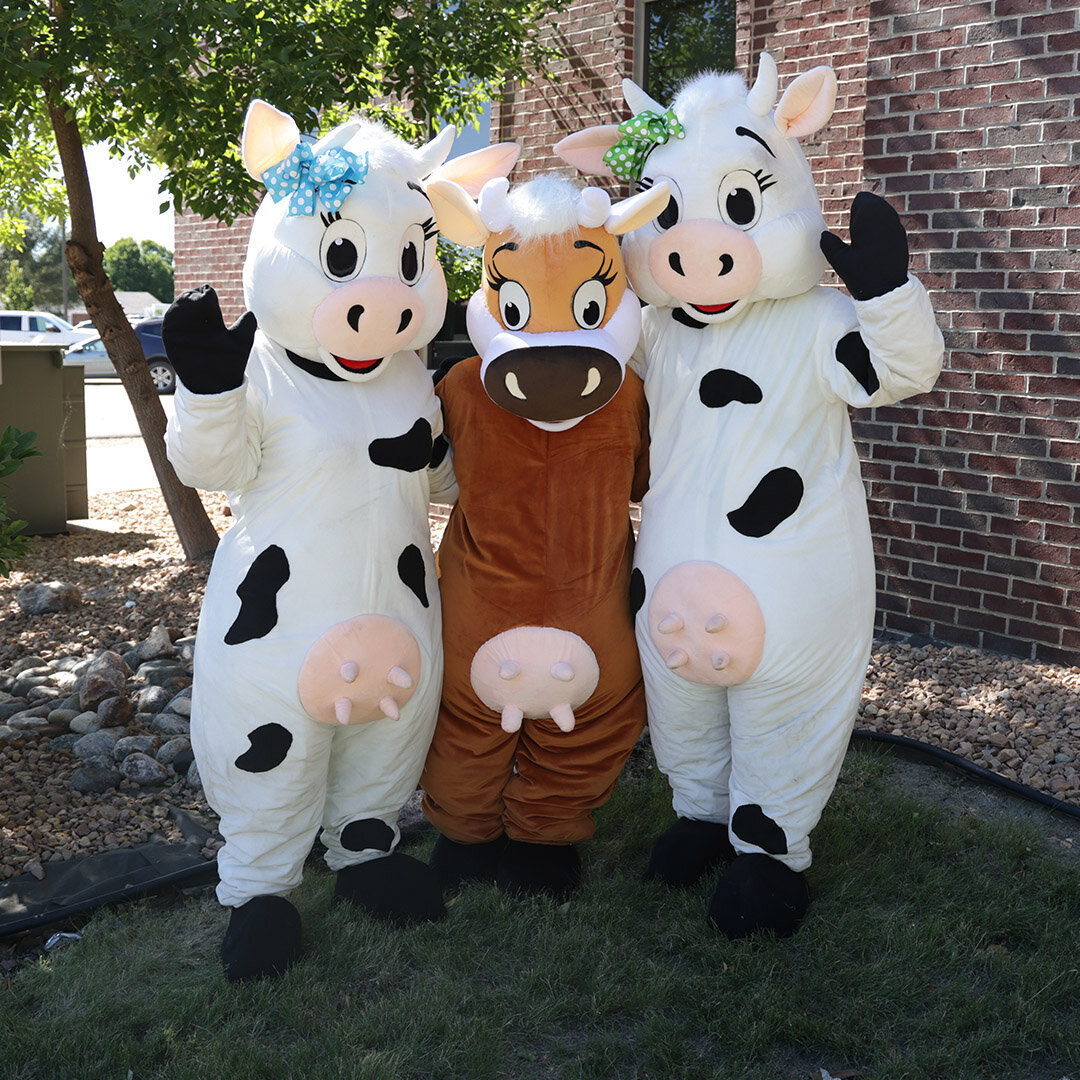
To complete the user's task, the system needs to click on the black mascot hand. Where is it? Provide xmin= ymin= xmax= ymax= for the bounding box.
xmin=819 ymin=191 xmax=909 ymax=302
xmin=162 ymin=284 xmax=257 ymax=394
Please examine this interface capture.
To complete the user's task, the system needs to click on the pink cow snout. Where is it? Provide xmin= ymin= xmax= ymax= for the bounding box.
xmin=313 ymin=277 xmax=425 ymax=373
xmin=648 ymin=220 xmax=763 ymax=311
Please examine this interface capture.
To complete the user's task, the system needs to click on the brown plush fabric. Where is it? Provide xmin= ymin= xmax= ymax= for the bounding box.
xmin=421 ymin=354 xmax=649 ymax=844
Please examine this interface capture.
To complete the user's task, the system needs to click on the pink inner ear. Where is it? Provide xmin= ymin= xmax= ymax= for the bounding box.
xmin=554 ymin=127 xmax=622 ymax=177
xmin=775 ymin=67 xmax=837 ymax=140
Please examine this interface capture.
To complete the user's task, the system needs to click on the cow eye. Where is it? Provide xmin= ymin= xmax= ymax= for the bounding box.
xmin=400 ymin=223 xmax=427 ymax=285
xmin=497 ymin=280 xmax=530 ymax=330
xmin=651 ymin=176 xmax=683 ymax=231
xmin=319 ymin=218 xmax=366 ymax=281
xmin=572 ymin=278 xmax=607 ymax=329
xmin=717 ymin=170 xmax=764 ymax=229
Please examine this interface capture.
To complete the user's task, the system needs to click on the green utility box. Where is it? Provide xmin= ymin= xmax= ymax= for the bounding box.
xmin=0 ymin=341 xmax=89 ymax=534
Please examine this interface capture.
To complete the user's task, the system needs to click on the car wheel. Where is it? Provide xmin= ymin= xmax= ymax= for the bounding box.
xmin=148 ymin=357 xmax=177 ymax=395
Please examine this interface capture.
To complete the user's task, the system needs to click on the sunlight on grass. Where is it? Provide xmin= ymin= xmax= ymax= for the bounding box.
xmin=2 ymin=747 xmax=1078 ymax=1080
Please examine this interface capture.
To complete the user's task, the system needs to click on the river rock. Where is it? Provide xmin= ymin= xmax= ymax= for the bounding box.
xmin=16 ymin=581 xmax=82 ymax=615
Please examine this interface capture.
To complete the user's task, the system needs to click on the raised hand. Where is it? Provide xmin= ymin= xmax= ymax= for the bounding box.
xmin=162 ymin=284 xmax=257 ymax=394
xmin=820 ymin=191 xmax=910 ymax=301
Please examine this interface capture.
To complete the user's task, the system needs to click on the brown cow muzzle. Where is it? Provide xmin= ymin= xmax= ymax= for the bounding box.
xmin=482 ymin=346 xmax=623 ymax=423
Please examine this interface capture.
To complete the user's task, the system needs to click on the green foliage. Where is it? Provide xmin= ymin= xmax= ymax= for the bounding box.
xmin=2 ymin=750 xmax=1079 ymax=1078
xmin=0 ymin=120 xmax=66 ymax=247
xmin=0 ymin=212 xmax=65 ymax=312
xmin=643 ymin=0 xmax=737 ymax=103
xmin=0 ymin=0 xmax=566 ymax=227
xmin=437 ymin=239 xmax=482 ymax=306
xmin=0 ymin=426 xmax=41 ymax=575
xmin=1 ymin=260 xmax=35 ymax=309
xmin=103 ymin=237 xmax=174 ymax=301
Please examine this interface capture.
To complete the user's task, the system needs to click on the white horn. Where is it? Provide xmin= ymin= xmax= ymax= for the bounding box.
xmin=578 ymin=187 xmax=611 ymax=229
xmin=478 ymin=176 xmax=514 ymax=233
xmin=622 ymin=78 xmax=666 ymax=116
xmin=747 ymin=52 xmax=779 ymax=117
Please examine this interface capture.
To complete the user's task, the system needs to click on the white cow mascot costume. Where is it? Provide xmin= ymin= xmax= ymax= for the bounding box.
xmin=557 ymin=53 xmax=944 ymax=938
xmin=164 ymin=100 xmax=515 ymax=981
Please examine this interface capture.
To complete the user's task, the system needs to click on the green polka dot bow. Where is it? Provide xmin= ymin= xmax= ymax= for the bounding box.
xmin=603 ymin=108 xmax=686 ymax=183
xmin=261 ymin=143 xmax=369 ymax=216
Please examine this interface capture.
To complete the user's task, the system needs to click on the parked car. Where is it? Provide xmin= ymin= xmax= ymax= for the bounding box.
xmin=0 ymin=309 xmax=95 ymax=339
xmin=63 ymin=317 xmax=177 ymax=394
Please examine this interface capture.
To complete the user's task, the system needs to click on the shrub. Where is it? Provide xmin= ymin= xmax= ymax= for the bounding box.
xmin=0 ymin=425 xmax=41 ymax=575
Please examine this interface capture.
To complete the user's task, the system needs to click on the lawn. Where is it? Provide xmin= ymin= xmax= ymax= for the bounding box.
xmin=2 ymin=746 xmax=1078 ymax=1080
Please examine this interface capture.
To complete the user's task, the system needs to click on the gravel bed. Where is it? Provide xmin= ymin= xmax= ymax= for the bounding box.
xmin=0 ymin=488 xmax=1077 ymax=888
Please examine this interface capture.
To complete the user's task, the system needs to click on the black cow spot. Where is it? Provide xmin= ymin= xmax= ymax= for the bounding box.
xmin=341 ymin=818 xmax=395 ymax=853
xmin=630 ymin=568 xmax=646 ymax=617
xmin=224 ymin=545 xmax=290 ymax=645
xmin=235 ymin=722 xmax=293 ymax=773
xmin=429 ymin=433 xmax=449 ymax=469
xmin=285 ymin=348 xmax=346 ymax=382
xmin=731 ymin=804 xmax=788 ymax=855
xmin=699 ymin=369 xmax=763 ymax=409
xmin=835 ymin=331 xmax=880 ymax=395
xmin=369 ymin=418 xmax=434 ymax=473
xmin=398 ymin=544 xmax=429 ymax=608
xmin=727 ymin=468 xmax=804 ymax=538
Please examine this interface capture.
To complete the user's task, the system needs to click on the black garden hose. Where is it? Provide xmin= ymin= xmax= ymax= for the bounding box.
xmin=850 ymin=729 xmax=1080 ymax=823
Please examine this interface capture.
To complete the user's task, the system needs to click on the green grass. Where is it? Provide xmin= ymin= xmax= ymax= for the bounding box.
xmin=2 ymin=747 xmax=1078 ymax=1080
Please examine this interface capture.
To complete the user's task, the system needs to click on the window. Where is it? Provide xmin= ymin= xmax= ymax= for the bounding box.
xmin=0 ymin=316 xmax=20 ymax=331
xmin=637 ymin=0 xmax=736 ymax=104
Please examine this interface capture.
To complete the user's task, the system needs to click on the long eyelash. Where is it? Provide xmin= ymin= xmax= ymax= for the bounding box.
xmin=753 ymin=168 xmax=777 ymax=193
xmin=486 ymin=261 xmax=510 ymax=290
xmin=636 ymin=176 xmax=654 ymax=193
xmin=593 ymin=256 xmax=618 ymax=287
xmin=320 ymin=210 xmax=342 ymax=228
xmin=421 ymin=216 xmax=438 ymax=242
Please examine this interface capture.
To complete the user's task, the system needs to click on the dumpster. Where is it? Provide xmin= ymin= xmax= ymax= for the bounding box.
xmin=0 ymin=338 xmax=89 ymax=534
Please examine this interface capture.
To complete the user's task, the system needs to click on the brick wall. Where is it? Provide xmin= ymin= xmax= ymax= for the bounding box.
xmin=173 ymin=208 xmax=253 ymax=325
xmin=855 ymin=0 xmax=1080 ymax=664
xmin=494 ymin=0 xmax=636 ymax=179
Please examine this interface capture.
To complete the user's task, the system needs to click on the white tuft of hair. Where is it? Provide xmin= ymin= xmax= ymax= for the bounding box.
xmin=314 ymin=117 xmax=432 ymax=181
xmin=500 ymin=176 xmax=590 ymax=243
xmin=672 ymin=70 xmax=749 ymax=118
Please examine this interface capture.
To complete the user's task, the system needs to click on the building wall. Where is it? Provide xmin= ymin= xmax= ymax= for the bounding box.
xmin=172 ymin=0 xmax=1080 ymax=663
xmin=173 ymin=208 xmax=253 ymax=324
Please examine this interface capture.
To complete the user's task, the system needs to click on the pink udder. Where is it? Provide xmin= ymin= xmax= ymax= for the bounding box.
xmin=646 ymin=562 xmax=765 ymax=686
xmin=298 ymin=615 xmax=422 ymax=725
xmin=470 ymin=627 xmax=600 ymax=733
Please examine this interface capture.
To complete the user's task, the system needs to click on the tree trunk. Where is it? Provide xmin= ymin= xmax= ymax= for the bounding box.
xmin=45 ymin=93 xmax=219 ymax=561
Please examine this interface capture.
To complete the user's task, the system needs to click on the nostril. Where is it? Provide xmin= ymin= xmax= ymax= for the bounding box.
xmin=396 ymin=309 xmax=413 ymax=335
xmin=718 ymin=254 xmax=734 ymax=277
xmin=347 ymin=305 xmax=365 ymax=332
xmin=668 ymin=252 xmax=685 ymax=276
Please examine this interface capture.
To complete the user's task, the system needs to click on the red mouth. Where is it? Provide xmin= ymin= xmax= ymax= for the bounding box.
xmin=335 ymin=355 xmax=384 ymax=373
xmin=690 ymin=301 xmax=739 ymax=315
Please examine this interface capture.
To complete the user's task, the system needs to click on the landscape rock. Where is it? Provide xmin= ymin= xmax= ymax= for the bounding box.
xmin=119 ymin=753 xmax=168 ymax=786
xmin=16 ymin=582 xmax=81 ymax=615
xmin=138 ymin=624 xmax=176 ymax=661
xmin=71 ymin=764 xmax=122 ymax=795
xmin=72 ymin=730 xmax=123 ymax=760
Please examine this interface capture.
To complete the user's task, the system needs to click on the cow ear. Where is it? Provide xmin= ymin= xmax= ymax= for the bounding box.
xmin=775 ymin=66 xmax=837 ymax=139
xmin=429 ymin=142 xmax=520 ymax=197
xmin=241 ymin=100 xmax=301 ymax=181
xmin=427 ymin=178 xmax=490 ymax=248
xmin=606 ymin=182 xmax=671 ymax=236
xmin=554 ymin=126 xmax=622 ymax=177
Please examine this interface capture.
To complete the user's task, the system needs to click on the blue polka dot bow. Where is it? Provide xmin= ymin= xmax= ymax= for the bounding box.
xmin=603 ymin=108 xmax=686 ymax=183
xmin=260 ymin=143 xmax=369 ymax=216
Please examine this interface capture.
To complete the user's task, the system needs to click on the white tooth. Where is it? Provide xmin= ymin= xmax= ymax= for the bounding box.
xmin=505 ymin=371 xmax=527 ymax=400
xmin=581 ymin=367 xmax=601 ymax=396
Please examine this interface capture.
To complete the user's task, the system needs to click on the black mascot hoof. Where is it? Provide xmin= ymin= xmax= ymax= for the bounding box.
xmin=221 ymin=894 xmax=303 ymax=983
xmin=430 ymin=833 xmax=508 ymax=888
xmin=644 ymin=817 xmax=736 ymax=886
xmin=707 ymin=854 xmax=810 ymax=940
xmin=496 ymin=840 xmax=581 ymax=902
xmin=334 ymin=851 xmax=447 ymax=924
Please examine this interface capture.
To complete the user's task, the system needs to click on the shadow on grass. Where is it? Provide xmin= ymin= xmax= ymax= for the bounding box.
xmin=2 ymin=746 xmax=1078 ymax=1080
